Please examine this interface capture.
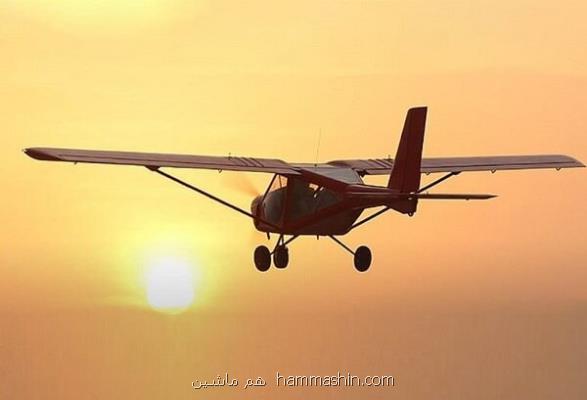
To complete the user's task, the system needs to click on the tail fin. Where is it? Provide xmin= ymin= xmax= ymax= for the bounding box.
xmin=387 ymin=107 xmax=428 ymax=193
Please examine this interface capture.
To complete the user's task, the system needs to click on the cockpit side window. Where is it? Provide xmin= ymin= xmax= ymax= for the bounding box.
xmin=262 ymin=175 xmax=288 ymax=225
xmin=286 ymin=178 xmax=315 ymax=220
xmin=285 ymin=177 xmax=340 ymax=221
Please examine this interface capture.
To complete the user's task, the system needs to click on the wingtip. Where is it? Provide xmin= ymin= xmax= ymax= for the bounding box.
xmin=23 ymin=147 xmax=39 ymax=159
xmin=23 ymin=147 xmax=36 ymax=158
xmin=556 ymin=154 xmax=585 ymax=168
xmin=23 ymin=147 xmax=60 ymax=161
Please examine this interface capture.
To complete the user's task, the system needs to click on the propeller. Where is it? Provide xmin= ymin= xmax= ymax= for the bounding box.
xmin=221 ymin=172 xmax=261 ymax=197
xmin=220 ymin=172 xmax=269 ymax=246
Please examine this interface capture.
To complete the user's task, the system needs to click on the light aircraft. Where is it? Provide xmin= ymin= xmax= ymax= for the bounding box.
xmin=25 ymin=107 xmax=584 ymax=272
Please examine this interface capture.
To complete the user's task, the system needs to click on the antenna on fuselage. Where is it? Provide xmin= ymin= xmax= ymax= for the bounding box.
xmin=314 ymin=128 xmax=322 ymax=168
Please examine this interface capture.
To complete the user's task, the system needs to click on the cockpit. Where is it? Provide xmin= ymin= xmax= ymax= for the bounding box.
xmin=251 ymin=168 xmax=362 ymax=231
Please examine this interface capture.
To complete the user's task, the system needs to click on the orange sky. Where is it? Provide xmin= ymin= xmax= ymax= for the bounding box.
xmin=1 ymin=1 xmax=586 ymax=398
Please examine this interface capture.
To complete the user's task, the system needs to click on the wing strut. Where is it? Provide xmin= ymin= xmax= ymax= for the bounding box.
xmin=328 ymin=235 xmax=355 ymax=255
xmin=349 ymin=171 xmax=463 ymax=231
xmin=350 ymin=207 xmax=391 ymax=231
xmin=149 ymin=167 xmax=281 ymax=230
xmin=417 ymin=171 xmax=461 ymax=193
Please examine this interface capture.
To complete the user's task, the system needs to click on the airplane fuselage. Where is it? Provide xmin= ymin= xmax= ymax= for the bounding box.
xmin=251 ymin=173 xmax=364 ymax=235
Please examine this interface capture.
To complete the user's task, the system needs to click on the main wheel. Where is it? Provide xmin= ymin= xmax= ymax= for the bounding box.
xmin=254 ymin=245 xmax=271 ymax=272
xmin=273 ymin=245 xmax=289 ymax=269
xmin=354 ymin=245 xmax=372 ymax=272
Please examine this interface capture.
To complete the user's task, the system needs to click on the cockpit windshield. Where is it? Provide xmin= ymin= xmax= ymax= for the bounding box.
xmin=262 ymin=175 xmax=287 ymax=224
xmin=260 ymin=175 xmax=342 ymax=227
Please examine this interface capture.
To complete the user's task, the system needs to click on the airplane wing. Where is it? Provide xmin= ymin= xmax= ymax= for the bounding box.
xmin=24 ymin=148 xmax=584 ymax=176
xmin=328 ymin=154 xmax=584 ymax=175
xmin=24 ymin=147 xmax=300 ymax=175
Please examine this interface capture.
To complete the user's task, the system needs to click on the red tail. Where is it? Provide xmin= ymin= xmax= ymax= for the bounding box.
xmin=388 ymin=107 xmax=428 ymax=193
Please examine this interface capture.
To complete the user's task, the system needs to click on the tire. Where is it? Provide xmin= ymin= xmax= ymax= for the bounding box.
xmin=354 ymin=245 xmax=372 ymax=272
xmin=273 ymin=245 xmax=289 ymax=269
xmin=254 ymin=245 xmax=271 ymax=272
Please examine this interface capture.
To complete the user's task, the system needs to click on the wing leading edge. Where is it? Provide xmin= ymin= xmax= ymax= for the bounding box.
xmin=329 ymin=154 xmax=584 ymax=175
xmin=24 ymin=148 xmax=584 ymax=176
xmin=24 ymin=147 xmax=299 ymax=175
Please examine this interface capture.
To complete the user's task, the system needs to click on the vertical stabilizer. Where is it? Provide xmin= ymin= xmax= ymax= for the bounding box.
xmin=388 ymin=107 xmax=428 ymax=193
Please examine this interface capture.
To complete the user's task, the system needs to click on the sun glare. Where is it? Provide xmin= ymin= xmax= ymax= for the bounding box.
xmin=145 ymin=256 xmax=196 ymax=313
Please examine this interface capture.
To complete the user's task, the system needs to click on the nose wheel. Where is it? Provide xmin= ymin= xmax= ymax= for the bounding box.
xmin=254 ymin=235 xmax=296 ymax=271
xmin=273 ymin=245 xmax=289 ymax=269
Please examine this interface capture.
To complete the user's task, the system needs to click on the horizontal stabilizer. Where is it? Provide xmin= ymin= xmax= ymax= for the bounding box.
xmin=345 ymin=188 xmax=496 ymax=202
xmin=411 ymin=193 xmax=496 ymax=200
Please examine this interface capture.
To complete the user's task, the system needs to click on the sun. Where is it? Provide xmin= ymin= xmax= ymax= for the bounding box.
xmin=145 ymin=256 xmax=196 ymax=313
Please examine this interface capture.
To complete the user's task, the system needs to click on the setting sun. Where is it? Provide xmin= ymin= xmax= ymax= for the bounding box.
xmin=145 ymin=256 xmax=196 ymax=313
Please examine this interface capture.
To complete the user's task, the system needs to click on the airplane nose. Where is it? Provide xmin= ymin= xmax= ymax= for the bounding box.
xmin=251 ymin=195 xmax=262 ymax=216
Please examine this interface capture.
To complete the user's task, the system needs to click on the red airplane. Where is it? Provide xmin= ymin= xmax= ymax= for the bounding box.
xmin=25 ymin=107 xmax=584 ymax=272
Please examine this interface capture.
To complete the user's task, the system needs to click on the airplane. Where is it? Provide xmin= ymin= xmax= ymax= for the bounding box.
xmin=25 ymin=107 xmax=584 ymax=272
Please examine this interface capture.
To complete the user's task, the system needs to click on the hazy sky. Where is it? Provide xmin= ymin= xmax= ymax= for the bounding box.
xmin=1 ymin=1 xmax=586 ymax=398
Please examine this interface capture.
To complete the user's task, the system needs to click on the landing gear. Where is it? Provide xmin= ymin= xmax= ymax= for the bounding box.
xmin=254 ymin=235 xmax=297 ymax=271
xmin=328 ymin=236 xmax=372 ymax=272
xmin=273 ymin=245 xmax=289 ymax=269
xmin=254 ymin=245 xmax=271 ymax=272
xmin=255 ymin=235 xmax=372 ymax=272
xmin=353 ymin=245 xmax=372 ymax=272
